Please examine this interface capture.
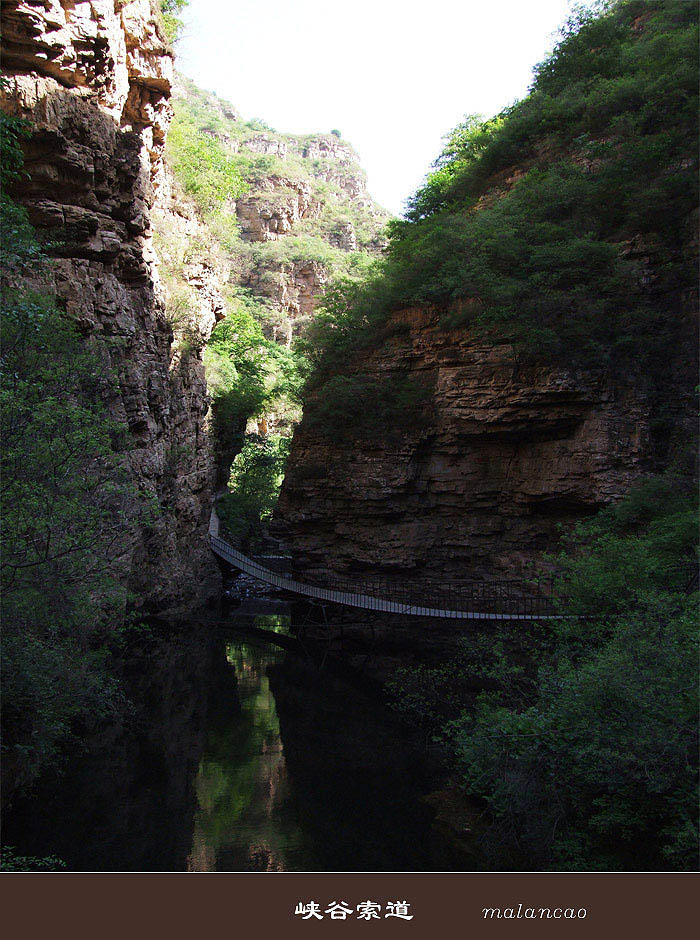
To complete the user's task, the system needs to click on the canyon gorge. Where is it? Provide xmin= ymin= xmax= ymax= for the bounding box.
xmin=1 ymin=0 xmax=697 ymax=873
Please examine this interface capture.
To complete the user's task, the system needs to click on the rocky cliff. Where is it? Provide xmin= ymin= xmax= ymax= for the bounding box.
xmin=277 ymin=2 xmax=698 ymax=590
xmin=170 ymin=77 xmax=388 ymax=346
xmin=277 ymin=300 xmax=695 ymax=585
xmin=0 ymin=0 xmax=221 ymax=617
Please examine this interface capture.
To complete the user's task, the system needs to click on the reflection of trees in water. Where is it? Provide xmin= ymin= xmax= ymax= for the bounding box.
xmin=187 ymin=618 xmax=478 ymax=872
xmin=187 ymin=636 xmax=306 ymax=872
xmin=3 ymin=624 xmax=218 ymax=871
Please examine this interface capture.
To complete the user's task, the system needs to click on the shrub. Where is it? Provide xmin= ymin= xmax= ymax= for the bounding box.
xmin=167 ymin=111 xmax=248 ymax=212
xmin=204 ymin=302 xmax=269 ymax=448
xmin=304 ymin=372 xmax=429 ymax=437
xmin=218 ymin=435 xmax=290 ymax=548
xmin=389 ymin=476 xmax=699 ymax=870
xmin=0 ymin=847 xmax=66 ymax=871
xmin=157 ymin=0 xmax=189 ymax=45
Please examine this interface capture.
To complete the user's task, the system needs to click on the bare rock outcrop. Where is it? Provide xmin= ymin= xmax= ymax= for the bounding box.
xmin=236 ymin=176 xmax=321 ymax=241
xmin=242 ymin=259 xmax=328 ymax=342
xmin=243 ymin=134 xmax=287 ymax=158
xmin=1 ymin=0 xmax=221 ymax=617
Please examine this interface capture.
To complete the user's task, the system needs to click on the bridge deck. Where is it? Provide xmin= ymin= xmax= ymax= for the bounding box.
xmin=210 ymin=534 xmax=560 ymax=621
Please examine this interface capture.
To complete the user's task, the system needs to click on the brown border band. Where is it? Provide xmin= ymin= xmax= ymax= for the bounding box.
xmin=0 ymin=872 xmax=697 ymax=939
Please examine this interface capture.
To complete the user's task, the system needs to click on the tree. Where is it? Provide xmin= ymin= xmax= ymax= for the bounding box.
xmin=0 ymin=111 xmax=147 ymax=796
xmin=158 ymin=0 xmax=189 ymax=44
xmin=389 ymin=476 xmax=699 ymax=870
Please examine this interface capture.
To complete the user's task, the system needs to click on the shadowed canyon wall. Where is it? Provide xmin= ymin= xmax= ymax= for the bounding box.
xmin=0 ymin=0 xmax=221 ymax=616
xmin=278 ymin=307 xmax=696 ymax=586
xmin=277 ymin=4 xmax=698 ymax=589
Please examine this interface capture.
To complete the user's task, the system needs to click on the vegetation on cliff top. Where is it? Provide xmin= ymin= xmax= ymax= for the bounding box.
xmin=156 ymin=0 xmax=189 ymax=45
xmin=304 ymin=0 xmax=698 ymax=407
xmin=169 ymin=75 xmax=388 ymax=266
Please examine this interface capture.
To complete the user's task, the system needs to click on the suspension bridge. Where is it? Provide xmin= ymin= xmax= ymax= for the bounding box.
xmin=210 ymin=528 xmax=560 ymax=622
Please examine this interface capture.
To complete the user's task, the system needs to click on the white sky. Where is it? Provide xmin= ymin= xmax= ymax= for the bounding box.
xmin=176 ymin=0 xmax=594 ymax=215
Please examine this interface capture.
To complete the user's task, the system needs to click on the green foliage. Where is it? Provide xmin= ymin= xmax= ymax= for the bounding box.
xmin=0 ymin=846 xmax=66 ymax=871
xmin=247 ymin=233 xmax=343 ymax=270
xmin=295 ymin=265 xmax=398 ymax=382
xmin=390 ymin=476 xmax=699 ymax=870
xmin=303 ymin=372 xmax=429 ymax=438
xmin=553 ymin=476 xmax=698 ymax=621
xmin=246 ymin=118 xmax=275 ymax=133
xmin=0 ymin=103 xmax=27 ymax=181
xmin=218 ymin=435 xmax=290 ymax=548
xmin=0 ymin=287 xmax=135 ymax=791
xmin=306 ymin=0 xmax=698 ymax=391
xmin=204 ymin=298 xmax=270 ymax=452
xmin=203 ymin=287 xmax=305 ymax=439
xmin=0 ymin=108 xmax=43 ymax=274
xmin=167 ymin=110 xmax=248 ymax=212
xmin=0 ymin=116 xmax=149 ymax=794
xmin=158 ymin=0 xmax=189 ymax=44
xmin=389 ymin=622 xmax=553 ymax=729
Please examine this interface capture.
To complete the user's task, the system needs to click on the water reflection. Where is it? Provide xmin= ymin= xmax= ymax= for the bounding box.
xmin=4 ymin=610 xmax=476 ymax=871
xmin=186 ymin=611 xmax=472 ymax=872
xmin=2 ymin=621 xmax=218 ymax=871
xmin=188 ymin=617 xmax=307 ymax=871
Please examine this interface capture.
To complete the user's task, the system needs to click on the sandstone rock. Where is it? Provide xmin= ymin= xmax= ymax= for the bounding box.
xmin=243 ymin=134 xmax=288 ymax=158
xmin=300 ymin=135 xmax=355 ymax=163
xmin=242 ymin=259 xmax=328 ymax=341
xmin=235 ymin=177 xmax=321 ymax=241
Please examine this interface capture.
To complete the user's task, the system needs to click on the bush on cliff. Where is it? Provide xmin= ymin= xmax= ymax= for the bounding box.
xmin=217 ymin=434 xmax=290 ymax=549
xmin=302 ymin=372 xmax=430 ymax=438
xmin=157 ymin=0 xmax=189 ymax=46
xmin=167 ymin=109 xmax=248 ymax=213
xmin=204 ymin=301 xmax=269 ymax=448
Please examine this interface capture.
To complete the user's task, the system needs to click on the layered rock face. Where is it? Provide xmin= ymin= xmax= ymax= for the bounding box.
xmin=236 ymin=176 xmax=322 ymax=242
xmin=172 ymin=76 xmax=389 ymax=347
xmin=231 ymin=135 xmax=386 ymax=341
xmin=277 ymin=306 xmax=667 ymax=585
xmin=1 ymin=0 xmax=221 ymax=616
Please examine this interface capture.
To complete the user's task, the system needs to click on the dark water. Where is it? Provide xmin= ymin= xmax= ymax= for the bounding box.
xmin=5 ymin=608 xmax=474 ymax=871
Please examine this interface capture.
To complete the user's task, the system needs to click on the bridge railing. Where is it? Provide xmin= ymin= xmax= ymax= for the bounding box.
xmin=295 ymin=571 xmax=555 ymax=616
xmin=211 ymin=534 xmax=557 ymax=618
